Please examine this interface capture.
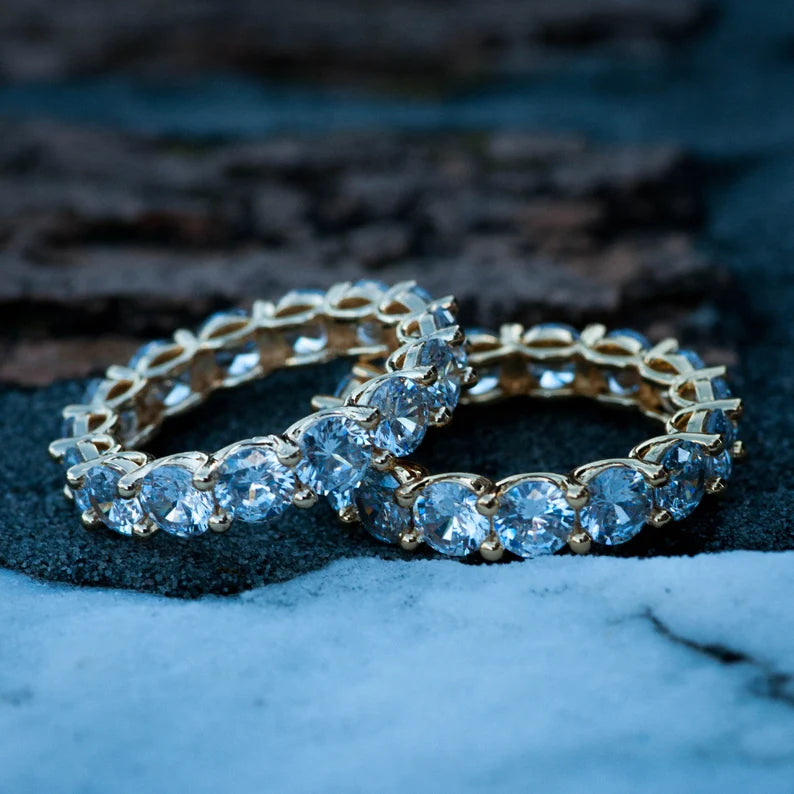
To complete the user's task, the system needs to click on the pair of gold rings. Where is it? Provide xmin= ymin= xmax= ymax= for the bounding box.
xmin=50 ymin=280 xmax=743 ymax=561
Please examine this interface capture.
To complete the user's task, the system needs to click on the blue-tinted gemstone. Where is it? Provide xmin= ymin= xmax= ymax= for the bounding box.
xmin=353 ymin=279 xmax=388 ymax=292
xmin=215 ymin=445 xmax=296 ymax=523
xmin=530 ymin=361 xmax=576 ymax=390
xmin=705 ymin=410 xmax=738 ymax=446
xmin=707 ymin=450 xmax=733 ymax=482
xmin=76 ymin=463 xmax=144 ymax=535
xmin=413 ymin=481 xmax=490 ymax=557
xmin=606 ymin=328 xmax=650 ymax=348
xmin=655 ymin=441 xmax=706 ymax=520
xmin=355 ymin=469 xmax=411 ymax=544
xmin=294 ymin=415 xmax=372 ymax=496
xmin=467 ymin=365 xmax=500 ymax=397
xmin=535 ymin=323 xmax=580 ymax=338
xmin=200 ymin=308 xmax=247 ymax=335
xmin=139 ymin=465 xmax=214 ymax=537
xmin=712 ymin=377 xmax=732 ymax=399
xmin=215 ymin=340 xmax=260 ymax=377
xmin=82 ymin=378 xmax=104 ymax=403
xmin=493 ymin=479 xmax=576 ymax=557
xmin=364 ymin=375 xmax=427 ymax=456
xmin=417 ymin=339 xmax=467 ymax=411
xmin=679 ymin=349 xmax=705 ymax=369
xmin=579 ymin=465 xmax=652 ymax=545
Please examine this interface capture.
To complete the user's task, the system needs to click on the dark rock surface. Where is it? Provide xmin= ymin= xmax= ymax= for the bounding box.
xmin=0 ymin=0 xmax=715 ymax=85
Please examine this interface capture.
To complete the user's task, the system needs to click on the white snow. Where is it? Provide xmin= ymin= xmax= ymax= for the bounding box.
xmin=1 ymin=552 xmax=793 ymax=794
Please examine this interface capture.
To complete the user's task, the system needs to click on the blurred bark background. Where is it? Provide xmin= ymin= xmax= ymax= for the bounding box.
xmin=0 ymin=0 xmax=732 ymax=385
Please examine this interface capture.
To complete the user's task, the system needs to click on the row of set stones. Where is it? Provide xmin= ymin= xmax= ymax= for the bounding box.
xmin=337 ymin=323 xmax=744 ymax=560
xmin=50 ymin=281 xmax=474 ymax=538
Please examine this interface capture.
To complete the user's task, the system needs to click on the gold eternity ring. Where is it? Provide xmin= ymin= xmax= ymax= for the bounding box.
xmin=49 ymin=281 xmax=475 ymax=539
xmin=321 ymin=322 xmax=744 ymax=560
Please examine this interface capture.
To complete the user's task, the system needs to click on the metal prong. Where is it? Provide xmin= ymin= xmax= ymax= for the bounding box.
xmin=277 ymin=440 xmax=302 ymax=468
xmin=132 ymin=521 xmax=158 ymax=539
xmin=117 ymin=478 xmax=140 ymax=499
xmin=460 ymin=366 xmax=478 ymax=388
xmin=292 ymin=487 xmax=318 ymax=509
xmin=63 ymin=484 xmax=74 ymax=503
xmin=209 ymin=510 xmax=233 ymax=533
xmin=415 ymin=364 xmax=438 ymax=387
xmin=430 ymin=406 xmax=453 ymax=427
xmin=80 ymin=509 xmax=104 ymax=530
xmin=311 ymin=395 xmax=345 ymax=411
xmin=565 ymin=484 xmax=588 ymax=509
xmin=399 ymin=529 xmax=421 ymax=551
xmin=394 ymin=484 xmax=418 ymax=509
xmin=731 ymin=439 xmax=746 ymax=460
xmin=706 ymin=435 xmax=725 ymax=455
xmin=567 ymin=530 xmax=592 ymax=555
xmin=372 ymin=450 xmax=395 ymax=472
xmin=192 ymin=466 xmax=218 ymax=491
xmin=350 ymin=405 xmax=380 ymax=431
xmin=338 ymin=504 xmax=360 ymax=524
xmin=479 ymin=534 xmax=504 ymax=562
xmin=66 ymin=471 xmax=85 ymax=490
xmin=705 ymin=476 xmax=727 ymax=495
xmin=476 ymin=492 xmax=499 ymax=517
xmin=649 ymin=508 xmax=672 ymax=528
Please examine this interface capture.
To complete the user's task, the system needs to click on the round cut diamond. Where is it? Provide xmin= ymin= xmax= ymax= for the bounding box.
xmin=294 ymin=415 xmax=372 ymax=496
xmin=355 ymin=469 xmax=411 ymax=544
xmin=711 ymin=377 xmax=732 ymax=399
xmin=707 ymin=449 xmax=733 ymax=482
xmin=215 ymin=341 xmax=260 ymax=378
xmin=494 ymin=479 xmax=576 ymax=557
xmin=139 ymin=464 xmax=214 ymax=537
xmin=579 ymin=465 xmax=652 ymax=545
xmin=364 ymin=376 xmax=427 ymax=456
xmin=74 ymin=463 xmax=144 ymax=535
xmin=467 ymin=364 xmax=499 ymax=397
xmin=605 ymin=367 xmax=640 ymax=396
xmin=215 ymin=445 xmax=296 ymax=523
xmin=413 ymin=481 xmax=490 ymax=557
xmin=417 ymin=339 xmax=466 ymax=412
xmin=606 ymin=328 xmax=650 ymax=348
xmin=286 ymin=322 xmax=328 ymax=356
xmin=705 ymin=409 xmax=738 ymax=446
xmin=655 ymin=441 xmax=706 ymax=520
xmin=530 ymin=361 xmax=576 ymax=390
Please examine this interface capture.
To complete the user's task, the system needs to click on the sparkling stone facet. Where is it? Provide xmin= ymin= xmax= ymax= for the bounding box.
xmin=215 ymin=445 xmax=296 ymax=523
xmin=707 ymin=449 xmax=733 ymax=482
xmin=285 ymin=323 xmax=328 ymax=356
xmin=467 ymin=365 xmax=500 ymax=397
xmin=606 ymin=328 xmax=650 ymax=348
xmin=147 ymin=372 xmax=193 ymax=409
xmin=215 ymin=341 xmax=260 ymax=378
xmin=579 ymin=465 xmax=652 ymax=545
xmin=294 ymin=415 xmax=372 ymax=496
xmin=493 ymin=479 xmax=576 ymax=557
xmin=63 ymin=445 xmax=84 ymax=471
xmin=364 ymin=376 xmax=427 ymax=455
xmin=417 ymin=339 xmax=466 ymax=411
xmin=604 ymin=367 xmax=640 ymax=396
xmin=712 ymin=377 xmax=732 ymax=399
xmin=654 ymin=441 xmax=706 ymax=520
xmin=139 ymin=464 xmax=214 ymax=537
xmin=530 ymin=361 xmax=576 ymax=390
xmin=76 ymin=463 xmax=144 ymax=535
xmin=355 ymin=469 xmax=411 ymax=544
xmin=705 ymin=409 xmax=738 ymax=446
xmin=413 ymin=481 xmax=490 ymax=557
